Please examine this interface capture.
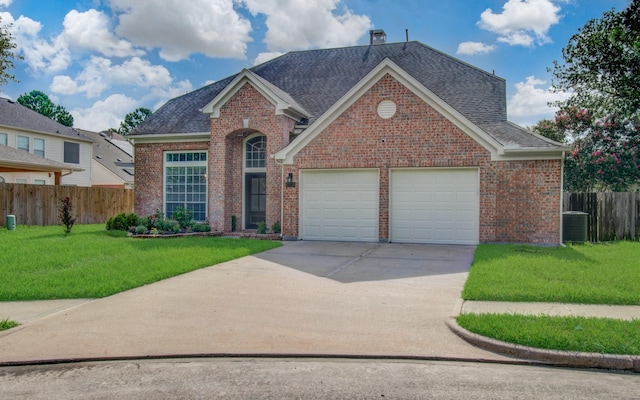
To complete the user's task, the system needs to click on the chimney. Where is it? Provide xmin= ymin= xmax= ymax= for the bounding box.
xmin=369 ymin=29 xmax=387 ymax=45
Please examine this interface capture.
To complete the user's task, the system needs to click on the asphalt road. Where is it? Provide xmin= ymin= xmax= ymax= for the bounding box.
xmin=1 ymin=358 xmax=638 ymax=399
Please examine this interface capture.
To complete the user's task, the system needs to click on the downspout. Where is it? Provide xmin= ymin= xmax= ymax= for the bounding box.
xmin=559 ymin=151 xmax=565 ymax=246
xmin=275 ymin=158 xmax=284 ymax=239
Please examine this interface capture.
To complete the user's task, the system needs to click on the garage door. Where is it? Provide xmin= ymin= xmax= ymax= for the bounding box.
xmin=390 ymin=169 xmax=479 ymax=244
xmin=300 ymin=170 xmax=379 ymax=241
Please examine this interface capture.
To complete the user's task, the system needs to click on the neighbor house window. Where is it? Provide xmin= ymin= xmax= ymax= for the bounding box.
xmin=34 ymin=138 xmax=45 ymax=157
xmin=17 ymin=135 xmax=29 ymax=152
xmin=0 ymin=133 xmax=7 ymax=146
xmin=164 ymin=151 xmax=207 ymax=221
xmin=34 ymin=179 xmax=46 ymax=185
xmin=64 ymin=141 xmax=80 ymax=164
xmin=15 ymin=178 xmax=27 ymax=184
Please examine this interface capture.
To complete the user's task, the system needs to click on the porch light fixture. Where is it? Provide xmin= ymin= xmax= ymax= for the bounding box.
xmin=286 ymin=172 xmax=296 ymax=188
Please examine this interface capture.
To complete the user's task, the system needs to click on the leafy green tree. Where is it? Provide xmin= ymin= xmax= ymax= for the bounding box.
xmin=549 ymin=1 xmax=639 ymax=192
xmin=551 ymin=1 xmax=640 ymax=122
xmin=117 ymin=107 xmax=151 ymax=135
xmin=17 ymin=90 xmax=74 ymax=127
xmin=0 ymin=17 xmax=22 ymax=87
xmin=532 ymin=118 xmax=566 ymax=143
xmin=542 ymin=107 xmax=639 ymax=192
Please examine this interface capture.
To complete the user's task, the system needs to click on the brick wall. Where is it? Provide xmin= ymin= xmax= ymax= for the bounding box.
xmin=282 ymin=74 xmax=562 ymax=244
xmin=134 ymin=142 xmax=209 ymax=217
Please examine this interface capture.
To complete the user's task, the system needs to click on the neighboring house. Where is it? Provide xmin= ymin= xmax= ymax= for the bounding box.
xmin=79 ymin=129 xmax=134 ymax=189
xmin=0 ymin=97 xmax=93 ymax=186
xmin=130 ymin=37 xmax=569 ymax=245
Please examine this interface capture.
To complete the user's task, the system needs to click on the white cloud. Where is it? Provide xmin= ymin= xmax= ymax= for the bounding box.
xmin=1 ymin=12 xmax=71 ymax=72
xmin=51 ymin=56 xmax=175 ymax=98
xmin=62 ymin=9 xmax=143 ymax=58
xmin=0 ymin=0 xmax=12 ymax=7
xmin=508 ymin=76 xmax=570 ymax=120
xmin=71 ymin=94 xmax=139 ymax=131
xmin=254 ymin=51 xmax=283 ymax=65
xmin=456 ymin=41 xmax=496 ymax=55
xmin=478 ymin=0 xmax=561 ymax=47
xmin=241 ymin=0 xmax=372 ymax=51
xmin=111 ymin=0 xmax=252 ymax=61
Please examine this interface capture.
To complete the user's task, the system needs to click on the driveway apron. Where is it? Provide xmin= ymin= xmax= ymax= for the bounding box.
xmin=0 ymin=242 xmax=510 ymax=363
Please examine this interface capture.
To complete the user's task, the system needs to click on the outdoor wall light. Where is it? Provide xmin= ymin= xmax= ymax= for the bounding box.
xmin=286 ymin=172 xmax=296 ymax=188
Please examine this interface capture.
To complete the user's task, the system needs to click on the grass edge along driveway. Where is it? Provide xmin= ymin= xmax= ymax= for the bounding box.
xmin=458 ymin=242 xmax=640 ymax=355
xmin=0 ymin=224 xmax=282 ymax=301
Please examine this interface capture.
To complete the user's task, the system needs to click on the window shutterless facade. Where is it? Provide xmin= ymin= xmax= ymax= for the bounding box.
xmin=0 ymin=133 xmax=7 ymax=146
xmin=17 ymin=135 xmax=29 ymax=152
xmin=64 ymin=141 xmax=80 ymax=164
xmin=164 ymin=151 xmax=207 ymax=221
xmin=34 ymin=138 xmax=45 ymax=157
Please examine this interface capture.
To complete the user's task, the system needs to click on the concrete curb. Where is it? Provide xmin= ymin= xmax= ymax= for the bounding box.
xmin=445 ymin=317 xmax=640 ymax=372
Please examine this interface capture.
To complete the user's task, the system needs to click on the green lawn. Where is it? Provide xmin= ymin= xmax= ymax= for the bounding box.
xmin=462 ymin=242 xmax=640 ymax=305
xmin=0 ymin=224 xmax=281 ymax=301
xmin=458 ymin=242 xmax=640 ymax=355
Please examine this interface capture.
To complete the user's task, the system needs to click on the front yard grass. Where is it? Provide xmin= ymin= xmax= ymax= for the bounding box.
xmin=458 ymin=242 xmax=640 ymax=355
xmin=0 ymin=224 xmax=281 ymax=301
xmin=462 ymin=242 xmax=640 ymax=305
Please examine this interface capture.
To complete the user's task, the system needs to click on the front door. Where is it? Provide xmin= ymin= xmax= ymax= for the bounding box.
xmin=245 ymin=173 xmax=266 ymax=229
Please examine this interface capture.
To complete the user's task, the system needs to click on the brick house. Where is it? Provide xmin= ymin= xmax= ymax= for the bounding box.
xmin=130 ymin=39 xmax=568 ymax=245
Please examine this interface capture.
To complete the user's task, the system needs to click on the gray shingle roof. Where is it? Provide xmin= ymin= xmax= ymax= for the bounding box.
xmin=0 ymin=97 xmax=93 ymax=142
xmin=0 ymin=144 xmax=84 ymax=172
xmin=77 ymin=129 xmax=135 ymax=183
xmin=130 ymin=41 xmax=559 ymax=150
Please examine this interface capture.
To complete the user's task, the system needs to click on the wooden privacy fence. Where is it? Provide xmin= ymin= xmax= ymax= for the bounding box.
xmin=0 ymin=183 xmax=134 ymax=227
xmin=563 ymin=192 xmax=640 ymax=242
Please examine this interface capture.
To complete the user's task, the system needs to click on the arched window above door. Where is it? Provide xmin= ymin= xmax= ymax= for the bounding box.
xmin=245 ymin=135 xmax=266 ymax=169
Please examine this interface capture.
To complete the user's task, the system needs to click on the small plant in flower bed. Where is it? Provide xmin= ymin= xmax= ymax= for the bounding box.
xmin=106 ymin=212 xmax=139 ymax=231
xmin=173 ymin=207 xmax=194 ymax=231
xmin=192 ymin=222 xmax=211 ymax=233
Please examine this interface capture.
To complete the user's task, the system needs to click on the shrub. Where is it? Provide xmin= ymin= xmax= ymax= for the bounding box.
xmin=135 ymin=225 xmax=147 ymax=235
xmin=106 ymin=212 xmax=139 ymax=231
xmin=58 ymin=197 xmax=77 ymax=234
xmin=173 ymin=207 xmax=194 ymax=230
xmin=192 ymin=223 xmax=211 ymax=233
xmin=256 ymin=221 xmax=267 ymax=234
xmin=271 ymin=221 xmax=281 ymax=234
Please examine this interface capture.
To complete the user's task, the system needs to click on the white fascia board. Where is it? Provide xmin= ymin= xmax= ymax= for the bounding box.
xmin=0 ymin=124 xmax=93 ymax=143
xmin=128 ymin=132 xmax=210 ymax=144
xmin=200 ymin=69 xmax=308 ymax=122
xmin=275 ymin=58 xmax=507 ymax=164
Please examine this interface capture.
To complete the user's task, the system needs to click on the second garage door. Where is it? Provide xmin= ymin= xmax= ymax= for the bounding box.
xmin=300 ymin=169 xmax=379 ymax=241
xmin=390 ymin=168 xmax=479 ymax=245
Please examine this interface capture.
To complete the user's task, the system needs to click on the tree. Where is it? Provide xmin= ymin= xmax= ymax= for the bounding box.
xmin=532 ymin=118 xmax=566 ymax=143
xmin=548 ymin=1 xmax=639 ymax=191
xmin=551 ymin=1 xmax=640 ymax=122
xmin=0 ymin=17 xmax=22 ymax=87
xmin=116 ymin=107 xmax=151 ymax=135
xmin=17 ymin=90 xmax=74 ymax=127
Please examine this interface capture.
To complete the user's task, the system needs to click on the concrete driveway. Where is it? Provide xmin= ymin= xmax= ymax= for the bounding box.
xmin=0 ymin=241 xmax=510 ymax=363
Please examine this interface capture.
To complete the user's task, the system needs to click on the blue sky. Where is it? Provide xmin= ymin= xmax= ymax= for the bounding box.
xmin=0 ymin=0 xmax=631 ymax=131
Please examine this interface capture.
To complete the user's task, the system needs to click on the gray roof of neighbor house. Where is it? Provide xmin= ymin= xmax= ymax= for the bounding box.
xmin=0 ymin=144 xmax=84 ymax=172
xmin=0 ymin=97 xmax=93 ymax=142
xmin=130 ymin=41 xmax=559 ymax=149
xmin=77 ymin=129 xmax=134 ymax=183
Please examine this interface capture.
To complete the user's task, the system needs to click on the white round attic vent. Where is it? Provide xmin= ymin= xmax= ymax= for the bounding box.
xmin=377 ymin=100 xmax=396 ymax=119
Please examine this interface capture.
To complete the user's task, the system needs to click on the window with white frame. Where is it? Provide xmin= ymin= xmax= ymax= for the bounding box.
xmin=64 ymin=141 xmax=80 ymax=164
xmin=34 ymin=138 xmax=45 ymax=157
xmin=0 ymin=133 xmax=7 ymax=146
xmin=164 ymin=151 xmax=207 ymax=221
xmin=34 ymin=179 xmax=46 ymax=185
xmin=245 ymin=135 xmax=266 ymax=168
xmin=17 ymin=135 xmax=29 ymax=152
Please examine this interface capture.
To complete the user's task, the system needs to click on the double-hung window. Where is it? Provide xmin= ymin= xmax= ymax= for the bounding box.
xmin=34 ymin=138 xmax=45 ymax=157
xmin=0 ymin=133 xmax=7 ymax=146
xmin=64 ymin=142 xmax=80 ymax=164
xmin=17 ymin=135 xmax=29 ymax=152
xmin=164 ymin=152 xmax=207 ymax=221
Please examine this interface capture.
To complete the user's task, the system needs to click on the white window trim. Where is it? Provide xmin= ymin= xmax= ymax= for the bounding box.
xmin=163 ymin=151 xmax=208 ymax=222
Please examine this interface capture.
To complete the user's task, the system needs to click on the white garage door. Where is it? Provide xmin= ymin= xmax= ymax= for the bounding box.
xmin=390 ymin=169 xmax=479 ymax=244
xmin=300 ymin=170 xmax=379 ymax=241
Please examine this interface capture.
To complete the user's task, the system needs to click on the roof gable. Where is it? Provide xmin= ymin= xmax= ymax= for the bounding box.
xmin=275 ymin=58 xmax=509 ymax=163
xmin=200 ymin=69 xmax=310 ymax=121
